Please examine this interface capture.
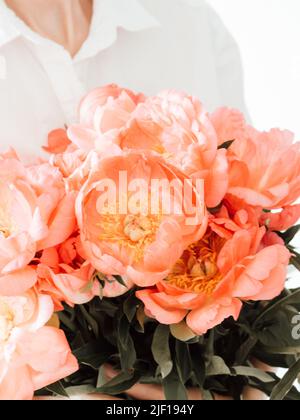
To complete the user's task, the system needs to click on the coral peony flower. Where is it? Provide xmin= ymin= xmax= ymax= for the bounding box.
xmin=43 ymin=128 xmax=72 ymax=155
xmin=76 ymin=151 xmax=207 ymax=288
xmin=260 ymin=205 xmax=300 ymax=232
xmin=0 ymin=290 xmax=78 ymax=400
xmin=210 ymin=107 xmax=247 ymax=146
xmin=68 ymin=84 xmax=144 ymax=152
xmin=228 ymin=128 xmax=300 ymax=209
xmin=0 ymin=156 xmax=76 ymax=296
xmin=67 ymin=88 xmax=228 ymax=208
xmin=49 ymin=147 xmax=88 ymax=180
xmin=137 ymin=207 xmax=290 ymax=335
xmin=36 ymin=235 xmax=97 ymax=311
xmin=119 ymin=90 xmax=228 ymax=208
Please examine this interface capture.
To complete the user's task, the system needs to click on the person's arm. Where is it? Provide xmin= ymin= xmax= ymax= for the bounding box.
xmin=34 ymin=363 xmax=270 ymax=400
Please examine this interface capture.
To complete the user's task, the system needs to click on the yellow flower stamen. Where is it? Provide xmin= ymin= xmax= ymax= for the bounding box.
xmin=0 ymin=205 xmax=13 ymax=238
xmin=167 ymin=231 xmax=225 ymax=295
xmin=98 ymin=207 xmax=161 ymax=263
xmin=0 ymin=302 xmax=15 ymax=343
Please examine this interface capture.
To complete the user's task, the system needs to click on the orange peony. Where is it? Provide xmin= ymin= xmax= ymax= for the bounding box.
xmin=0 ymin=290 xmax=78 ymax=400
xmin=36 ymin=235 xmax=97 ymax=311
xmin=227 ymin=128 xmax=300 ymax=209
xmin=68 ymin=84 xmax=145 ymax=152
xmin=76 ymin=151 xmax=207 ymax=288
xmin=137 ymin=205 xmax=290 ymax=335
xmin=0 ymin=155 xmax=76 ymax=296
xmin=119 ymin=90 xmax=228 ymax=208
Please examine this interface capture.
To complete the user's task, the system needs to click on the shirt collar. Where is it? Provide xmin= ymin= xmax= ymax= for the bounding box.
xmin=0 ymin=0 xmax=160 ymax=57
xmin=76 ymin=0 xmax=160 ymax=61
xmin=0 ymin=1 xmax=20 ymax=47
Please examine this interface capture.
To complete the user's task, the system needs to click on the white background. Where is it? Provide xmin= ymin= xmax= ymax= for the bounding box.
xmin=206 ymin=2 xmax=299 ymax=388
xmin=207 ymin=0 xmax=300 ymax=288
xmin=207 ymin=0 xmax=300 ymax=138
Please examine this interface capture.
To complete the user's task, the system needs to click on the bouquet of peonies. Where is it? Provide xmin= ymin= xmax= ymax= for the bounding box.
xmin=1 ymin=85 xmax=300 ymax=400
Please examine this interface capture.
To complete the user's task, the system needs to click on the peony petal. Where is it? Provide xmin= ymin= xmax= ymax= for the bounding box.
xmin=0 ymin=267 xmax=37 ymax=295
xmin=37 ymin=192 xmax=76 ymax=250
xmin=136 ymin=289 xmax=187 ymax=324
xmin=187 ymin=299 xmax=242 ymax=335
xmin=0 ymin=366 xmax=34 ymax=401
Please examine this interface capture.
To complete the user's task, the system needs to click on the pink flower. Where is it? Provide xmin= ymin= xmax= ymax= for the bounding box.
xmin=36 ymin=235 xmax=97 ymax=311
xmin=43 ymin=129 xmax=72 ymax=155
xmin=76 ymin=151 xmax=208 ymax=288
xmin=228 ymin=128 xmax=300 ymax=209
xmin=0 ymin=290 xmax=78 ymax=400
xmin=210 ymin=107 xmax=247 ymax=146
xmin=67 ymin=87 xmax=228 ymax=208
xmin=50 ymin=147 xmax=88 ymax=179
xmin=137 ymin=207 xmax=290 ymax=335
xmin=260 ymin=205 xmax=300 ymax=231
xmin=0 ymin=156 xmax=76 ymax=296
xmin=68 ymin=84 xmax=144 ymax=152
xmin=119 ymin=90 xmax=228 ymax=208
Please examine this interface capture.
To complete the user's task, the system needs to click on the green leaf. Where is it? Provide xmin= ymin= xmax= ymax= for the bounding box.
xmin=79 ymin=305 xmax=99 ymax=338
xmin=256 ymin=306 xmax=300 ymax=350
xmin=253 ymin=288 xmax=300 ymax=328
xmin=97 ymin=370 xmax=142 ymax=395
xmin=97 ymin=299 xmax=119 ymax=317
xmin=259 ymin=345 xmax=300 ymax=355
xmin=117 ymin=315 xmax=136 ymax=370
xmin=123 ymin=293 xmax=140 ymax=323
xmin=170 ymin=321 xmax=197 ymax=342
xmin=113 ymin=275 xmax=127 ymax=288
xmin=175 ymin=341 xmax=192 ymax=383
xmin=58 ymin=311 xmax=77 ymax=333
xmin=270 ymin=358 xmax=300 ymax=400
xmin=136 ymin=305 xmax=146 ymax=333
xmin=73 ymin=340 xmax=114 ymax=369
xmin=290 ymin=255 xmax=300 ymax=271
xmin=46 ymin=381 xmax=69 ymax=398
xmin=118 ymin=315 xmax=131 ymax=349
xmin=277 ymin=224 xmax=300 ymax=244
xmin=97 ymin=365 xmax=109 ymax=388
xmin=206 ymin=329 xmax=215 ymax=356
xmin=151 ymin=325 xmax=173 ymax=379
xmin=190 ymin=344 xmax=206 ymax=388
xmin=65 ymin=385 xmax=96 ymax=397
xmin=233 ymin=366 xmax=274 ymax=383
xmin=218 ymin=140 xmax=235 ymax=150
xmin=162 ymin=367 xmax=188 ymax=400
xmin=206 ymin=356 xmax=231 ymax=376
xmin=119 ymin=335 xmax=136 ymax=370
xmin=248 ymin=378 xmax=300 ymax=400
xmin=235 ymin=336 xmax=258 ymax=365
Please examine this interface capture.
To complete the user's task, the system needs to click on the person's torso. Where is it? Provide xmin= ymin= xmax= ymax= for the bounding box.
xmin=0 ymin=0 xmax=225 ymax=156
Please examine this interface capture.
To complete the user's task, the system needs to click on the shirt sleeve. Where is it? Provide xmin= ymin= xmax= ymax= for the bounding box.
xmin=206 ymin=4 xmax=251 ymax=121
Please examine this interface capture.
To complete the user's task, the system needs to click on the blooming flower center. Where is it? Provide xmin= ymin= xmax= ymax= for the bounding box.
xmin=0 ymin=207 xmax=12 ymax=238
xmin=98 ymin=211 xmax=161 ymax=262
xmin=0 ymin=302 xmax=16 ymax=344
xmin=123 ymin=214 xmax=153 ymax=242
xmin=0 ymin=297 xmax=28 ymax=348
xmin=166 ymin=231 xmax=224 ymax=295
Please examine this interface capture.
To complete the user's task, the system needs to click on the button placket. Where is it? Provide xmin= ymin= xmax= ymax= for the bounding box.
xmin=34 ymin=44 xmax=86 ymax=125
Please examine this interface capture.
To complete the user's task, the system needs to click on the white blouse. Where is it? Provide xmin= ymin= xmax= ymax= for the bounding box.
xmin=0 ymin=0 xmax=248 ymax=156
